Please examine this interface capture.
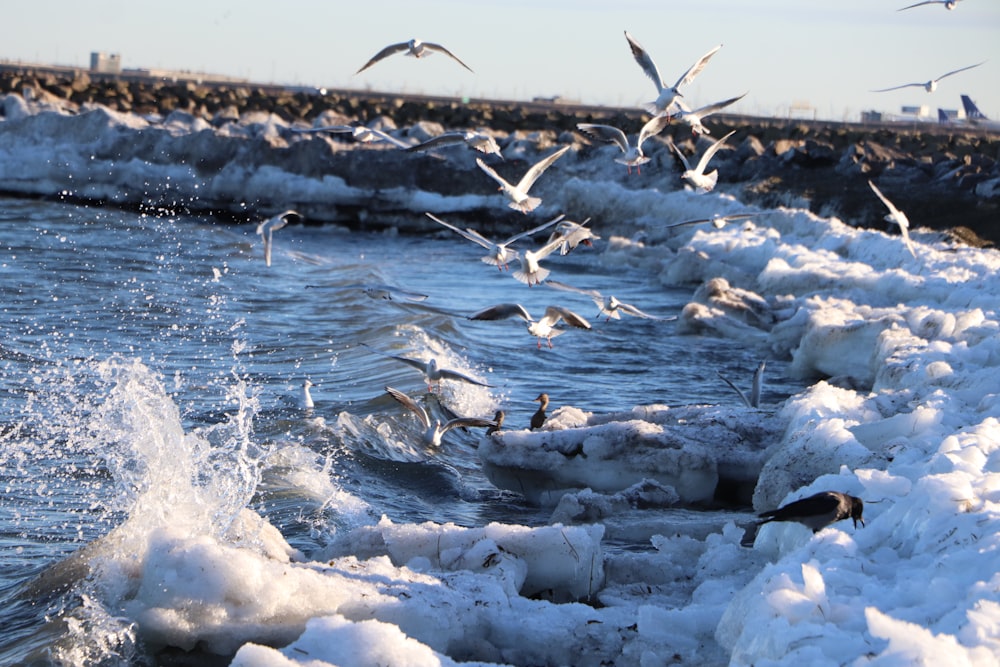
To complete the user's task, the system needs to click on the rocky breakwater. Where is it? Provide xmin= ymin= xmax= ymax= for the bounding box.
xmin=1 ymin=68 xmax=998 ymax=244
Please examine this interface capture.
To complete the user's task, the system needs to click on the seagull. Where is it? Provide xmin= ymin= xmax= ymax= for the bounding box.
xmin=576 ymin=115 xmax=671 ymax=174
xmin=664 ymin=211 xmax=764 ymax=230
xmin=530 ymin=393 xmax=549 ymax=430
xmin=717 ymin=360 xmax=766 ymax=408
xmin=405 ymin=130 xmax=502 ymax=157
xmin=369 ymin=346 xmax=491 ymax=392
xmin=305 ymin=283 xmax=429 ymax=301
xmin=293 ymin=124 xmax=410 ymax=148
xmin=546 ymin=280 xmax=669 ymax=321
xmin=758 ymin=491 xmax=865 ymax=532
xmin=549 ymin=218 xmax=599 ymax=255
xmin=673 ymin=92 xmax=747 ymax=135
xmin=256 ymin=210 xmax=300 ymax=267
xmin=355 ymin=38 xmax=474 ymax=75
xmin=469 ymin=303 xmax=591 ymax=348
xmin=511 ymin=232 xmax=569 ymax=286
xmin=476 ymin=145 xmax=571 ymax=214
xmin=624 ymin=32 xmax=723 ymax=116
xmin=300 ymin=379 xmax=315 ymax=410
xmin=424 ymin=212 xmax=564 ymax=271
xmin=868 ymin=180 xmax=916 ymax=257
xmin=669 ymin=130 xmax=736 ymax=193
xmin=898 ymin=0 xmax=961 ymax=10
xmin=384 ymin=386 xmax=496 ymax=447
xmin=871 ymin=61 xmax=984 ymax=93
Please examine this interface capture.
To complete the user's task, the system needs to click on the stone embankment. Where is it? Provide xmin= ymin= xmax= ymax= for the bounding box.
xmin=1 ymin=68 xmax=998 ymax=244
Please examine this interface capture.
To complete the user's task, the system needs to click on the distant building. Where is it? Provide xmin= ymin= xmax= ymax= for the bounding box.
xmin=900 ymin=105 xmax=931 ymax=119
xmin=90 ymin=52 xmax=122 ymax=74
xmin=861 ymin=110 xmax=883 ymax=123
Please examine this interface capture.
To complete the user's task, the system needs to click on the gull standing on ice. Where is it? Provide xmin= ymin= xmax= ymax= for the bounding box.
xmin=424 ymin=212 xmax=564 ymax=271
xmin=384 ymin=386 xmax=496 ymax=447
xmin=355 ymin=39 xmax=474 ymax=74
xmin=576 ymin=115 xmax=671 ymax=174
xmin=669 ymin=130 xmax=736 ymax=193
xmin=871 ymin=61 xmax=984 ymax=93
xmin=469 ymin=303 xmax=591 ymax=349
xmin=546 ymin=280 xmax=670 ymax=321
xmin=624 ymin=31 xmax=723 ymax=116
xmin=758 ymin=491 xmax=865 ymax=532
xmin=897 ymin=0 xmax=961 ymax=10
xmin=293 ymin=124 xmax=411 ymax=148
xmin=405 ymin=130 xmax=502 ymax=157
xmin=256 ymin=209 xmax=300 ymax=267
xmin=868 ymin=180 xmax=916 ymax=257
xmin=665 ymin=211 xmax=764 ymax=230
xmin=476 ymin=145 xmax=570 ymax=214
xmin=673 ymin=92 xmax=747 ymax=135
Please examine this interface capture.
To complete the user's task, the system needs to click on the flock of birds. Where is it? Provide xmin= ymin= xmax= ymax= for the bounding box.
xmin=251 ymin=12 xmax=981 ymax=531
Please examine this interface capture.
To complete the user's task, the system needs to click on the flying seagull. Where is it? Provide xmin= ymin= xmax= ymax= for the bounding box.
xmin=384 ymin=386 xmax=496 ymax=447
xmin=758 ymin=491 xmax=865 ymax=532
xmin=669 ymin=130 xmax=736 ymax=193
xmin=868 ymin=180 xmax=916 ymax=257
xmin=255 ymin=209 xmax=300 ymax=267
xmin=673 ymin=92 xmax=747 ymax=135
xmin=898 ymin=0 xmax=961 ymax=10
xmin=355 ymin=38 xmax=474 ymax=75
xmin=425 ymin=212 xmax=564 ymax=271
xmin=871 ymin=61 xmax=985 ymax=93
xmin=511 ymin=232 xmax=569 ymax=286
xmin=476 ymin=145 xmax=571 ymax=213
xmin=293 ymin=124 xmax=410 ymax=148
xmin=405 ymin=130 xmax=502 ymax=157
xmin=469 ymin=303 xmax=591 ymax=348
xmin=549 ymin=218 xmax=599 ymax=255
xmin=576 ymin=115 xmax=671 ymax=174
xmin=624 ymin=32 xmax=723 ymax=116
xmin=367 ymin=345 xmax=491 ymax=392
xmin=664 ymin=211 xmax=764 ymax=230
xmin=546 ymin=280 xmax=670 ymax=321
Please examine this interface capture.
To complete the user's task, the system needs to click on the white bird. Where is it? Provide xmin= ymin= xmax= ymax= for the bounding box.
xmin=384 ymin=386 xmax=495 ymax=447
xmin=669 ymin=130 xmax=736 ymax=193
xmin=469 ymin=303 xmax=591 ymax=349
xmin=293 ymin=123 xmax=411 ymax=148
xmin=871 ymin=61 xmax=984 ymax=93
xmin=300 ymin=379 xmax=315 ymax=410
xmin=255 ymin=209 xmax=300 ymax=267
xmin=664 ymin=211 xmax=764 ymax=230
xmin=717 ymin=361 xmax=766 ymax=409
xmin=355 ymin=38 xmax=474 ymax=75
xmin=624 ymin=32 xmax=723 ymax=116
xmin=476 ymin=145 xmax=570 ymax=214
xmin=898 ymin=0 xmax=961 ymax=10
xmin=369 ymin=346 xmax=491 ymax=392
xmin=405 ymin=130 xmax=502 ymax=157
xmin=546 ymin=281 xmax=670 ymax=321
xmin=425 ymin=212 xmax=564 ymax=271
xmin=868 ymin=180 xmax=916 ymax=257
xmin=512 ymin=232 xmax=569 ymax=286
xmin=576 ymin=115 xmax=671 ymax=174
xmin=549 ymin=218 xmax=599 ymax=255
xmin=673 ymin=92 xmax=747 ymax=135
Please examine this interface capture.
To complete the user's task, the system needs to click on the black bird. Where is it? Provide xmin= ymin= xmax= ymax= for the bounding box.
xmin=486 ymin=410 xmax=505 ymax=436
xmin=758 ymin=491 xmax=865 ymax=532
xmin=530 ymin=393 xmax=549 ymax=430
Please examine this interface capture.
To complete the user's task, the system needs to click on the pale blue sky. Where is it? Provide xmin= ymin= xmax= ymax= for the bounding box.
xmin=3 ymin=1 xmax=998 ymax=121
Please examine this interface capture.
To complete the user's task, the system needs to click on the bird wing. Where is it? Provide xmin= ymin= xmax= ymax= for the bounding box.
xmin=385 ymin=386 xmax=431 ymax=427
xmin=867 ymin=180 xmax=902 ymax=217
xmin=405 ymin=132 xmax=467 ymax=152
xmin=355 ymin=42 xmax=410 ymax=74
xmin=935 ymin=61 xmax=985 ymax=81
xmin=516 ymin=145 xmax=570 ymax=192
xmin=690 ymin=92 xmax=747 ymax=118
xmin=541 ymin=306 xmax=591 ymax=330
xmin=624 ymin=31 xmax=666 ymax=91
xmin=636 ymin=115 xmax=672 ymax=148
xmin=367 ymin=128 xmax=411 ymax=149
xmin=424 ymin=212 xmax=494 ymax=251
xmin=293 ymin=125 xmax=355 ymax=134
xmin=437 ymin=368 xmax=491 ymax=387
xmin=897 ymin=0 xmax=941 ymax=9
xmin=468 ymin=303 xmax=533 ymax=323
xmin=502 ymin=214 xmax=566 ymax=245
xmin=694 ymin=130 xmax=736 ymax=175
xmin=672 ymin=44 xmax=724 ymax=89
xmin=717 ymin=371 xmax=752 ymax=408
xmin=871 ymin=82 xmax=924 ymax=93
xmin=545 ymin=280 xmax=603 ymax=301
xmin=423 ymin=42 xmax=475 ymax=73
xmin=528 ymin=231 xmax=571 ymax=263
xmin=668 ymin=141 xmax=693 ymax=171
xmin=476 ymin=157 xmax=511 ymax=189
xmin=617 ymin=301 xmax=661 ymax=319
xmin=440 ymin=416 xmax=497 ymax=434
xmin=576 ymin=124 xmax=630 ymax=152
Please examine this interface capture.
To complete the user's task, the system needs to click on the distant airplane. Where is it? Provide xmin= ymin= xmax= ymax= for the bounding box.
xmin=960 ymin=95 xmax=1000 ymax=131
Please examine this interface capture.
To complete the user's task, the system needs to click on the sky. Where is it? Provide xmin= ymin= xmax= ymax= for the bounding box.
xmin=2 ymin=0 xmax=999 ymax=122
